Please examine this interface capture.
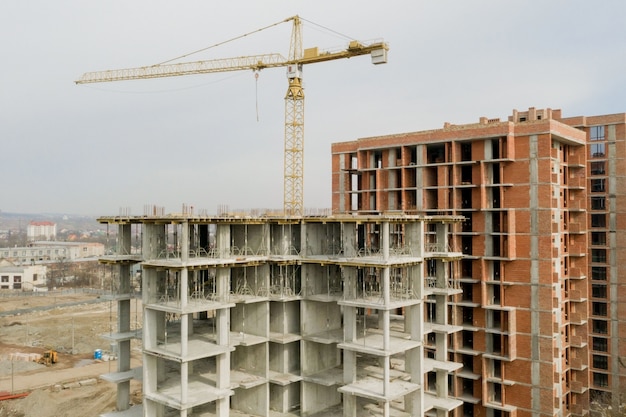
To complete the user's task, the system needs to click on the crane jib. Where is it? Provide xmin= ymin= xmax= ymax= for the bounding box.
xmin=75 ymin=16 xmax=388 ymax=216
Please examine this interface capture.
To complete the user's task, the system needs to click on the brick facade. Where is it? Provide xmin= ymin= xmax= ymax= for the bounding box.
xmin=332 ymin=107 xmax=626 ymax=416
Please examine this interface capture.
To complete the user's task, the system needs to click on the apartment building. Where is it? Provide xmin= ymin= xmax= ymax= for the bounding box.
xmin=557 ymin=112 xmax=626 ymax=410
xmin=27 ymin=221 xmax=56 ymax=241
xmin=0 ymin=242 xmax=104 ymax=264
xmin=332 ymin=108 xmax=599 ymax=417
xmin=99 ymin=211 xmax=464 ymax=417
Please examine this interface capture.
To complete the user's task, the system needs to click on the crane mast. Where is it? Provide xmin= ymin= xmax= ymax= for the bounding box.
xmin=76 ymin=16 xmax=388 ymax=216
xmin=284 ymin=16 xmax=304 ymax=216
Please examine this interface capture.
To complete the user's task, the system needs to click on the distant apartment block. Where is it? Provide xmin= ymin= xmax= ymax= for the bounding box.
xmin=332 ymin=107 xmax=626 ymax=416
xmin=27 ymin=220 xmax=56 ymax=241
xmin=0 ymin=242 xmax=104 ymax=264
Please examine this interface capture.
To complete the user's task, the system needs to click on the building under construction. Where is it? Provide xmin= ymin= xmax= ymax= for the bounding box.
xmin=331 ymin=107 xmax=626 ymax=417
xmin=98 ymin=210 xmax=464 ymax=417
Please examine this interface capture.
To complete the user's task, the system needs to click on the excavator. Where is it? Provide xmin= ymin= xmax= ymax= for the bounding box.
xmin=37 ymin=349 xmax=58 ymax=366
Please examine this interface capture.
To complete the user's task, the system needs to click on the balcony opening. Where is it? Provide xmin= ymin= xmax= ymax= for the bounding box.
xmin=461 ymin=188 xmax=472 ymax=209
xmin=427 ymin=144 xmax=445 ymax=164
xmin=491 ymin=188 xmax=501 ymax=209
xmin=462 ymin=212 xmax=473 ymax=232
xmin=491 ymin=139 xmax=500 ymax=160
xmin=462 ymin=330 xmax=474 ymax=350
xmin=462 ymin=306 xmax=473 ymax=325
xmin=461 ymin=165 xmax=473 ymax=184
xmin=461 ymin=282 xmax=473 ymax=302
xmin=462 ymin=235 xmax=473 ymax=255
xmin=461 ymin=142 xmax=472 ymax=162
xmin=492 ymin=359 xmax=502 ymax=378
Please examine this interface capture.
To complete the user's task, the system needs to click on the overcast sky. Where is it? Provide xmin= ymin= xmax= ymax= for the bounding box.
xmin=2 ymin=1 xmax=625 ymax=216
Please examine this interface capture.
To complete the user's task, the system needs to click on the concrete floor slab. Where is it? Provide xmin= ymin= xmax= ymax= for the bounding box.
xmin=339 ymin=376 xmax=420 ymax=402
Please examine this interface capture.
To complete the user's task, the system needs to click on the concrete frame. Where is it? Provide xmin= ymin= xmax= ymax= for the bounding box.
xmin=97 ymin=213 xmax=463 ymax=417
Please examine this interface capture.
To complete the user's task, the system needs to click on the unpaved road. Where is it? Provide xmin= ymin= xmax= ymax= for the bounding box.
xmin=0 ymin=292 xmax=143 ymax=417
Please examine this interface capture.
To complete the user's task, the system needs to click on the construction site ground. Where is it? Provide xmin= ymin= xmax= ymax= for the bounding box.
xmin=0 ymin=291 xmax=142 ymax=417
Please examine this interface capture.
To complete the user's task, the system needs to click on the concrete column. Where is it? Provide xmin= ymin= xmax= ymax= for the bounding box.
xmin=142 ymin=268 xmax=154 ymax=306
xmin=607 ymin=128 xmax=621 ymax=406
xmin=344 ymin=304 xmax=357 ymax=342
xmin=436 ymin=222 xmax=447 ymax=252
xmin=415 ymin=145 xmax=425 ymax=211
xmin=436 ymin=369 xmax=447 ymax=397
xmin=343 ymin=344 xmax=358 ymax=417
xmin=216 ymin=262 xmax=231 ymax=417
xmin=405 ymin=222 xmax=419 ymax=256
xmin=143 ymin=354 xmax=156 ymax=395
xmin=181 ymin=222 xmax=189 ymax=262
xmin=181 ymin=312 xmax=188 ymax=357
xmin=117 ymin=255 xmax=132 ymax=417
xmin=216 ymin=224 xmax=230 ymax=258
xmin=382 ymin=267 xmax=390 ymax=306
xmin=119 ymin=263 xmax=131 ymax=295
xmin=342 ymin=222 xmax=357 ymax=257
xmin=405 ymin=300 xmax=424 ymax=416
xmin=343 ymin=393 xmax=357 ymax=417
xmin=529 ymin=134 xmax=541 ymax=413
xmin=383 ymin=354 xmax=390 ymax=397
xmin=181 ymin=361 xmax=188 ymax=405
xmin=436 ymin=259 xmax=446 ymax=288
xmin=180 ymin=222 xmax=189 ymax=312
xmin=118 ymin=339 xmax=131 ymax=373
xmin=143 ymin=223 xmax=165 ymax=260
xmin=382 ymin=222 xmax=390 ymax=260
xmin=180 ymin=268 xmax=188 ymax=310
xmin=118 ymin=259 xmax=132 ymax=409
xmin=215 ymin=306 xmax=231 ymax=417
xmin=156 ymin=310 xmax=165 ymax=350
xmin=436 ymin=294 xmax=446 ymax=323
xmin=119 ymin=223 xmax=132 ymax=255
xmin=274 ymin=224 xmax=291 ymax=255
xmin=110 ymin=227 xmax=132 ymax=417
xmin=382 ymin=308 xmax=390 ymax=351
xmin=116 ymin=379 xmax=130 ymax=411
xmin=404 ymin=346 xmax=423 ymax=415
xmin=338 ymin=153 xmax=347 ymax=212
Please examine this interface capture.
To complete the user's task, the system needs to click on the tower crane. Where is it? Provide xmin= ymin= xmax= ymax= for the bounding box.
xmin=76 ymin=16 xmax=388 ymax=216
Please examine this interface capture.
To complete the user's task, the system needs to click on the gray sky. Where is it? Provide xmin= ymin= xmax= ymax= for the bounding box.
xmin=2 ymin=1 xmax=625 ymax=216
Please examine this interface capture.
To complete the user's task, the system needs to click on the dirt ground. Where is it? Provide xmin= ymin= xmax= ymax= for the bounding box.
xmin=0 ymin=292 xmax=143 ymax=417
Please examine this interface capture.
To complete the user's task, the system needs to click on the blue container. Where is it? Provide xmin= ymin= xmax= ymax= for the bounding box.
xmin=94 ymin=349 xmax=102 ymax=360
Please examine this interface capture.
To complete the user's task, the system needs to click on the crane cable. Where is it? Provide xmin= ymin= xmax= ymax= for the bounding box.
xmin=255 ymin=71 xmax=260 ymax=122
xmin=298 ymin=17 xmax=355 ymax=42
xmin=149 ymin=15 xmax=354 ymax=121
xmin=154 ymin=16 xmax=355 ymax=67
xmin=156 ymin=17 xmax=294 ymax=66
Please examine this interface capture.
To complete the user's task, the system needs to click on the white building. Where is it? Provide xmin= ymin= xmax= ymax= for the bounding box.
xmin=0 ymin=242 xmax=105 ymax=264
xmin=0 ymin=260 xmax=46 ymax=290
xmin=27 ymin=221 xmax=56 ymax=241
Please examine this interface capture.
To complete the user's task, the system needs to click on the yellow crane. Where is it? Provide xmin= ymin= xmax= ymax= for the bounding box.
xmin=76 ymin=16 xmax=388 ymax=216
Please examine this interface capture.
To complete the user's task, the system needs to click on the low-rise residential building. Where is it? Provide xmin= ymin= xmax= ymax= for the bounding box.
xmin=0 ymin=242 xmax=104 ymax=264
xmin=0 ymin=260 xmax=46 ymax=290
